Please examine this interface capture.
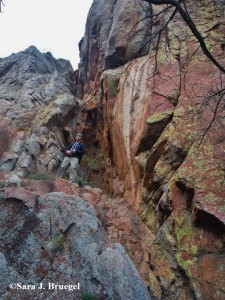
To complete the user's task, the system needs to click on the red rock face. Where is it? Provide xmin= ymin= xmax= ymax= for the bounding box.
xmin=77 ymin=0 xmax=225 ymax=299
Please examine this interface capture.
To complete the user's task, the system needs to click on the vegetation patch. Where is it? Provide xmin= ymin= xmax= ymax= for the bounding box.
xmin=26 ymin=171 xmax=56 ymax=181
xmin=81 ymin=151 xmax=105 ymax=183
xmin=47 ymin=234 xmax=64 ymax=252
xmin=76 ymin=176 xmax=88 ymax=187
xmin=81 ymin=291 xmax=94 ymax=300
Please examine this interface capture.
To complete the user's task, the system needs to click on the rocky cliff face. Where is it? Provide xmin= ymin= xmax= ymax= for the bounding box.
xmin=1 ymin=1 xmax=225 ymax=299
xmin=77 ymin=0 xmax=225 ymax=299
xmin=0 ymin=46 xmax=79 ymax=177
xmin=0 ymin=175 xmax=151 ymax=300
xmin=0 ymin=46 xmax=152 ymax=299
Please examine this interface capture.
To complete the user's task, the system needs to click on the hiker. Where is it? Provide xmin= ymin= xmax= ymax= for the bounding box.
xmin=58 ymin=132 xmax=86 ymax=182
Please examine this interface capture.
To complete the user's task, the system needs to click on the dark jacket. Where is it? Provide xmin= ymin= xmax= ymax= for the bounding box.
xmin=65 ymin=142 xmax=86 ymax=163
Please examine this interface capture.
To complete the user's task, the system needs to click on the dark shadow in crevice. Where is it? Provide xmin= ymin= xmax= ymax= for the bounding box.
xmin=194 ymin=209 xmax=225 ymax=234
xmin=176 ymin=180 xmax=194 ymax=211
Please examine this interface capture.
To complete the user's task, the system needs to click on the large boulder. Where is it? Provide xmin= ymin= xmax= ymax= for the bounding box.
xmin=0 ymin=183 xmax=151 ymax=300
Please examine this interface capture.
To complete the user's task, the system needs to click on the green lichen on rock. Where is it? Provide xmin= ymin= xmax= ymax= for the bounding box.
xmin=157 ymin=42 xmax=169 ymax=63
xmin=168 ymin=90 xmax=180 ymax=106
xmin=108 ymin=77 xmax=119 ymax=97
xmin=171 ymin=134 xmax=225 ymax=232
xmin=175 ymin=215 xmax=193 ymax=247
xmin=147 ymin=109 xmax=174 ymax=124
xmin=193 ymin=143 xmax=223 ymax=193
xmin=148 ymin=272 xmax=162 ymax=299
xmin=140 ymin=206 xmax=157 ymax=232
xmin=173 ymin=105 xmax=185 ymax=118
xmin=155 ymin=161 xmax=169 ymax=176
xmin=174 ymin=214 xmax=198 ymax=277
xmin=165 ymin=17 xmax=189 ymax=60
xmin=204 ymin=193 xmax=225 ymax=214
xmin=101 ymin=67 xmax=124 ymax=97
xmin=176 ymin=253 xmax=196 ymax=277
xmin=154 ymin=160 xmax=174 ymax=182
xmin=39 ymin=102 xmax=53 ymax=120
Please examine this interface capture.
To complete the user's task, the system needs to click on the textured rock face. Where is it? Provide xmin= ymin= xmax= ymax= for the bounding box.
xmin=0 ymin=46 xmax=79 ymax=176
xmin=77 ymin=0 xmax=225 ymax=299
xmin=0 ymin=178 xmax=151 ymax=300
xmin=77 ymin=0 xmax=151 ymax=97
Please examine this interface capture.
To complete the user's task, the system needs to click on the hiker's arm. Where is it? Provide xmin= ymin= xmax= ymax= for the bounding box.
xmin=73 ymin=144 xmax=86 ymax=155
xmin=65 ymin=143 xmax=73 ymax=155
xmin=65 ymin=143 xmax=72 ymax=151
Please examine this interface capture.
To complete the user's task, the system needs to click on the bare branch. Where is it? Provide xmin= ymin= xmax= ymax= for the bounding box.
xmin=199 ymin=90 xmax=225 ymax=144
xmin=143 ymin=0 xmax=225 ymax=73
xmin=152 ymin=5 xmax=174 ymax=17
xmin=135 ymin=6 xmax=178 ymax=57
xmin=198 ymin=88 xmax=225 ymax=113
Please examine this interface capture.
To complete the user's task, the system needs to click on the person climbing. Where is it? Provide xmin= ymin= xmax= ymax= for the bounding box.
xmin=57 ymin=132 xmax=86 ymax=182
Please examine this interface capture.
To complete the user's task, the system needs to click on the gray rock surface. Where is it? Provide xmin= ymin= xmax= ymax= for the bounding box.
xmin=0 ymin=189 xmax=151 ymax=300
xmin=0 ymin=46 xmax=80 ymax=175
xmin=78 ymin=0 xmax=151 ymax=90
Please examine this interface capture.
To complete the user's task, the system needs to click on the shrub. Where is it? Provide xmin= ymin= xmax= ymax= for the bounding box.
xmin=47 ymin=234 xmax=64 ymax=252
xmin=81 ymin=151 xmax=105 ymax=182
xmin=76 ymin=176 xmax=88 ymax=187
xmin=26 ymin=171 xmax=56 ymax=181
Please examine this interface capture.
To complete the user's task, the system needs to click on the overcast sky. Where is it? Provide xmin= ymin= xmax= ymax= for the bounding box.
xmin=0 ymin=0 xmax=93 ymax=69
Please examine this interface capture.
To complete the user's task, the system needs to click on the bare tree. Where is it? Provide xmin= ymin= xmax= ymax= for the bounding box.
xmin=143 ymin=0 xmax=225 ymax=73
xmin=136 ymin=0 xmax=225 ymax=144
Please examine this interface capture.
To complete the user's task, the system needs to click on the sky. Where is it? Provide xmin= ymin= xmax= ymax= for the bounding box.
xmin=0 ymin=0 xmax=93 ymax=69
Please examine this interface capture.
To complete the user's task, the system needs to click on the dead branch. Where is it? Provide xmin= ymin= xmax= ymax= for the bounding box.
xmin=199 ymin=89 xmax=225 ymax=144
xmin=143 ymin=0 xmax=225 ymax=73
xmin=135 ymin=6 xmax=178 ymax=58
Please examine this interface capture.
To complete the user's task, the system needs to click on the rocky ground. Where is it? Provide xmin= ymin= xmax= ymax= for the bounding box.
xmin=0 ymin=171 xmax=152 ymax=300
